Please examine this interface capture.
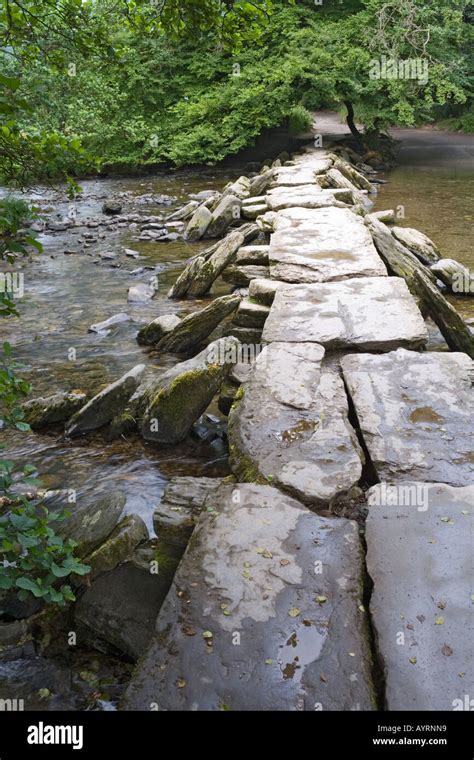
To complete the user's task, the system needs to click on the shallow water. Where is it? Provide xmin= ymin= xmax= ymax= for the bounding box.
xmin=0 ymin=168 xmax=242 ymax=531
xmin=374 ymin=127 xmax=474 ymax=319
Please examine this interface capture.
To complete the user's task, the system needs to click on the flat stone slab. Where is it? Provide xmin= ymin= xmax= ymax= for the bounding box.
xmin=366 ymin=482 xmax=474 ymax=710
xmin=268 ymin=206 xmax=387 ymax=283
xmin=266 ymin=186 xmax=349 ymax=211
xmin=122 ymin=483 xmax=375 ymax=711
xmin=341 ymin=349 xmax=474 ymax=486
xmin=271 ymin=161 xmax=332 ymax=187
xmin=262 ymin=278 xmax=428 ymax=351
xmin=228 ymin=342 xmax=363 ymax=505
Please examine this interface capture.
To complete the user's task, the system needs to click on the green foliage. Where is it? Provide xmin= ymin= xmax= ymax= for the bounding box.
xmin=0 ymin=486 xmax=90 ymax=606
xmin=0 ymin=344 xmax=90 ymax=607
xmin=0 ymin=342 xmax=30 ymax=427
xmin=287 ymin=105 xmax=312 ymax=135
xmin=11 ymin=0 xmax=472 ymax=172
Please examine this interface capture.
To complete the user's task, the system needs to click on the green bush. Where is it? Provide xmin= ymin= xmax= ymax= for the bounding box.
xmin=287 ymin=105 xmax=313 ymax=135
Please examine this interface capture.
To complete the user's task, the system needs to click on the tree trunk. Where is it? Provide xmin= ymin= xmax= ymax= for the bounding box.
xmin=344 ymin=101 xmax=362 ymax=140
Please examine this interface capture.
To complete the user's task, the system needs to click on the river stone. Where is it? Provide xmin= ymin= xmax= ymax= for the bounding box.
xmin=206 ymin=195 xmax=242 ymax=238
xmin=249 ymin=169 xmax=274 ymax=197
xmin=368 ymin=209 xmax=396 ymax=223
xmin=366 ymin=482 xmax=474 ymax=710
xmin=263 ymin=278 xmax=428 ymax=351
xmin=167 ymin=200 xmax=199 ymax=222
xmin=138 ymin=336 xmax=239 ymax=444
xmin=184 ymin=205 xmax=212 ymax=241
xmin=82 ymin=514 xmax=149 ymax=582
xmin=22 ymin=391 xmax=87 ymax=429
xmin=228 ymin=342 xmax=363 ymax=505
xmin=341 ymin=349 xmax=474 ymax=486
xmin=333 ymin=159 xmax=372 ymax=191
xmin=222 ymin=176 xmax=251 ymax=200
xmin=185 ymin=229 xmax=247 ymax=297
xmin=242 ymin=203 xmax=268 ymax=220
xmin=267 ymin=206 xmax=387 ymax=283
xmin=57 ymin=491 xmax=126 ymax=557
xmin=137 ymin=314 xmax=181 ymax=346
xmin=122 ymin=483 xmax=375 ymax=711
xmin=102 ymin=200 xmax=122 ymax=215
xmin=127 ymin=282 xmax=156 ymax=302
xmin=431 ymin=258 xmax=473 ymax=293
xmin=233 ymin=300 xmax=270 ymax=328
xmin=75 ymin=554 xmax=178 ymax=661
xmin=235 ymin=245 xmax=269 ymax=265
xmin=89 ymin=312 xmax=131 ymax=333
xmin=391 ymin=226 xmax=440 ymax=265
xmin=153 ymin=476 xmax=223 ymax=546
xmin=248 ymin=277 xmax=286 ymax=305
xmin=221 ymin=265 xmax=269 ymax=286
xmin=320 ymin=168 xmax=369 ymax=207
xmin=156 ymin=295 xmax=241 ymax=354
xmin=66 ymin=364 xmax=145 ymax=437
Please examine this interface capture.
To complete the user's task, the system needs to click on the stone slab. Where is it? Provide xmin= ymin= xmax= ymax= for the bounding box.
xmin=366 ymin=482 xmax=474 ymax=710
xmin=266 ymin=186 xmax=350 ymax=211
xmin=228 ymin=342 xmax=363 ymax=505
xmin=262 ymin=278 xmax=428 ymax=351
xmin=341 ymin=349 xmax=474 ymax=486
xmin=268 ymin=206 xmax=387 ymax=283
xmin=122 ymin=483 xmax=375 ymax=711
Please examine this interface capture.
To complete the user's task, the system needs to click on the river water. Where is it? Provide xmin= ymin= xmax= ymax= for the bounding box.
xmin=0 ymin=169 xmax=243 ymax=533
xmin=374 ymin=126 xmax=474 ymax=319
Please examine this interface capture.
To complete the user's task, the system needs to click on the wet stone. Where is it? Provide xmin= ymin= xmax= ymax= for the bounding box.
xmin=228 ymin=342 xmax=363 ymax=506
xmin=122 ymin=483 xmax=375 ymax=711
xmin=366 ymin=482 xmax=474 ymax=710
xmin=341 ymin=349 xmax=474 ymax=486
xmin=263 ymin=278 xmax=428 ymax=351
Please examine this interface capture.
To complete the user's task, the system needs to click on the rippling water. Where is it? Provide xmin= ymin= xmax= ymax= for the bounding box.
xmin=0 ymin=169 xmax=242 ymax=530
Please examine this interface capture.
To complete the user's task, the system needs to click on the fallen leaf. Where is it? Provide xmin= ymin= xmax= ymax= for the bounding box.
xmin=437 ymin=600 xmax=446 ymax=610
xmin=182 ymin=626 xmax=196 ymax=636
xmin=280 ymin=559 xmax=290 ymax=567
xmin=265 ymin=659 xmax=273 ymax=665
xmin=202 ymin=630 xmax=213 ymax=639
xmin=176 ymin=679 xmax=186 ymax=689
xmin=288 ymin=607 xmax=300 ymax=618
xmin=441 ymin=644 xmax=453 ymax=657
xmin=262 ymin=549 xmax=273 ymax=559
xmin=435 ymin=616 xmax=445 ymax=625
xmin=316 ymin=595 xmax=327 ymax=604
xmin=409 ymin=657 xmax=417 ymax=665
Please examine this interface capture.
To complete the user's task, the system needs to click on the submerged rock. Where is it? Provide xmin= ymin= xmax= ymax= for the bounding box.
xmin=102 ymin=200 xmax=122 ymax=215
xmin=66 ymin=364 xmax=145 ymax=437
xmin=22 ymin=391 xmax=86 ymax=429
xmin=122 ymin=483 xmax=375 ymax=711
xmin=89 ymin=313 xmax=131 ymax=334
xmin=137 ymin=336 xmax=239 ymax=445
xmin=136 ymin=313 xmax=181 ymax=346
xmin=127 ymin=282 xmax=156 ymax=303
